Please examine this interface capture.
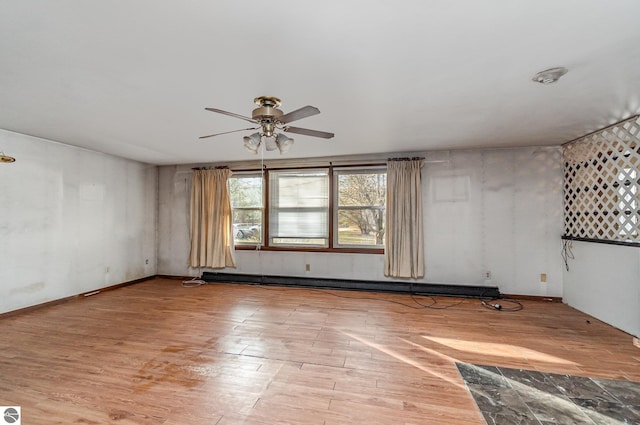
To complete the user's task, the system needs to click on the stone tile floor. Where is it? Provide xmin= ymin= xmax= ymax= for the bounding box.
xmin=456 ymin=363 xmax=640 ymax=425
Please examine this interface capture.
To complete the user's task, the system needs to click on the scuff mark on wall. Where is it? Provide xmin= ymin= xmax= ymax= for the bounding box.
xmin=10 ymin=281 xmax=45 ymax=295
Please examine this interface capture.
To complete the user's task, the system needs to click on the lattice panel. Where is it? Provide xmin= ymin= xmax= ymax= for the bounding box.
xmin=563 ymin=116 xmax=640 ymax=242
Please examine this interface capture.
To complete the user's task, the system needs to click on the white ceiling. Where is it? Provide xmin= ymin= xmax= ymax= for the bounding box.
xmin=1 ymin=1 xmax=639 ymax=165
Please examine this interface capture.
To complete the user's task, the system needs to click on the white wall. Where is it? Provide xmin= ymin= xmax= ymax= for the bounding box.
xmin=0 ymin=129 xmax=157 ymax=314
xmin=158 ymin=146 xmax=563 ymax=297
xmin=563 ymin=241 xmax=640 ymax=337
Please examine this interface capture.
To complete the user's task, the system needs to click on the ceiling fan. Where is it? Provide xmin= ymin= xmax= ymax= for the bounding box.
xmin=200 ymin=96 xmax=334 ymax=154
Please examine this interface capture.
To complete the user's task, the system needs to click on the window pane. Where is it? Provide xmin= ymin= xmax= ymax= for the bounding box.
xmin=276 ymin=172 xmax=328 ymax=208
xmin=229 ymin=176 xmax=263 ymax=208
xmin=273 ymin=210 xmax=327 ymax=237
xmin=270 ymin=170 xmax=329 ymax=246
xmin=338 ymin=172 xmax=386 ymax=207
xmin=338 ymin=209 xmax=385 ymax=246
xmin=336 ymin=169 xmax=386 ymax=247
xmin=229 ymin=174 xmax=263 ymax=244
xmin=232 ymin=210 xmax=262 ymax=243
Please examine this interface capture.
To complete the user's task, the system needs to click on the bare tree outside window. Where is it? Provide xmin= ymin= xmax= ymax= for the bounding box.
xmin=336 ymin=169 xmax=386 ymax=247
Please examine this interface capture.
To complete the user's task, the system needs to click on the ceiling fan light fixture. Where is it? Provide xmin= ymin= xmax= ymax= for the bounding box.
xmin=532 ymin=67 xmax=568 ymax=84
xmin=275 ymin=133 xmax=294 ymax=153
xmin=243 ymin=133 xmax=261 ymax=154
xmin=262 ymin=122 xmax=276 ymax=137
xmin=202 ymin=96 xmax=333 ymax=155
xmin=264 ymin=136 xmax=278 ymax=151
xmin=0 ymin=151 xmax=15 ymax=163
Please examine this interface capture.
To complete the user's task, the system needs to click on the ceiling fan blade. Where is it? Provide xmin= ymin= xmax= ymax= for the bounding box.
xmin=278 ymin=106 xmax=320 ymax=124
xmin=284 ymin=126 xmax=334 ymax=139
xmin=199 ymin=127 xmax=259 ymax=139
xmin=205 ymin=107 xmax=258 ymax=124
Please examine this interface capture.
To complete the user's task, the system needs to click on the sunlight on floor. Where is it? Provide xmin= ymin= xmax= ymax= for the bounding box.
xmin=423 ymin=335 xmax=576 ymax=365
xmin=401 ymin=338 xmax=458 ymax=363
xmin=340 ymin=330 xmax=466 ymax=389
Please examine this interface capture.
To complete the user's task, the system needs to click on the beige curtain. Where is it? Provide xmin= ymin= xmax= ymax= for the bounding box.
xmin=189 ymin=168 xmax=236 ymax=269
xmin=384 ymin=159 xmax=424 ymax=278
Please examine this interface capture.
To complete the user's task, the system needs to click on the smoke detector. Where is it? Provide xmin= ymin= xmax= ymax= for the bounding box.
xmin=532 ymin=67 xmax=568 ymax=84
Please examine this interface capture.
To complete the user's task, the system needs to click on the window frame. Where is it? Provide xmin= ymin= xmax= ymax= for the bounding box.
xmin=228 ymin=171 xmax=265 ymax=246
xmin=268 ymin=168 xmax=330 ymax=249
xmin=333 ymin=166 xmax=387 ymax=250
xmin=230 ymin=164 xmax=386 ymax=254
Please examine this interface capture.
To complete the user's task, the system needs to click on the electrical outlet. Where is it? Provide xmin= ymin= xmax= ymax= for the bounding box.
xmin=145 ymin=259 xmax=149 ymax=265
xmin=305 ymin=264 xmax=310 ymax=272
xmin=483 ymin=271 xmax=491 ymax=280
xmin=540 ymin=273 xmax=547 ymax=282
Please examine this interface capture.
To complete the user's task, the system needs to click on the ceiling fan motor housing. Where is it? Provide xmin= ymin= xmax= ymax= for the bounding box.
xmin=252 ymin=105 xmax=283 ymax=122
xmin=252 ymin=96 xmax=284 ymax=136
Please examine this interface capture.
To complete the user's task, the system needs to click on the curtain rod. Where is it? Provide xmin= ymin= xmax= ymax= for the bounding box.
xmin=387 ymin=156 xmax=425 ymax=161
xmin=185 ymin=149 xmax=444 ymax=170
xmin=191 ymin=166 xmax=229 ymax=170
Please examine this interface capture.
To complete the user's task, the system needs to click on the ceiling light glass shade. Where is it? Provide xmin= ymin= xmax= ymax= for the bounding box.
xmin=264 ymin=135 xmax=278 ymax=151
xmin=275 ymin=133 xmax=294 ymax=153
xmin=243 ymin=133 xmax=261 ymax=154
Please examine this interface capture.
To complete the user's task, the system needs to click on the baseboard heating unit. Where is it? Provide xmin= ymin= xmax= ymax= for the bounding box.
xmin=201 ymin=272 xmax=500 ymax=299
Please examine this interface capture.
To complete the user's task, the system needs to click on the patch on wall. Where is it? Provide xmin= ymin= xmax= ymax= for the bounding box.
xmin=431 ymin=175 xmax=470 ymax=202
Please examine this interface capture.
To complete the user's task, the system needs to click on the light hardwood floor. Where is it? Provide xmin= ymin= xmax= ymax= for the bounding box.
xmin=0 ymin=278 xmax=638 ymax=424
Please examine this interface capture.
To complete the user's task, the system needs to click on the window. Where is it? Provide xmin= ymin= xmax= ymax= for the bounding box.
xmin=228 ymin=165 xmax=386 ymax=252
xmin=335 ymin=168 xmax=386 ymax=248
xmin=269 ymin=169 xmax=329 ymax=247
xmin=229 ymin=173 xmax=263 ymax=245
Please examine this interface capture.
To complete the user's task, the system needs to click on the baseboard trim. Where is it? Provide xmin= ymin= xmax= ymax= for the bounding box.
xmin=78 ymin=276 xmax=153 ymax=297
xmin=0 ymin=275 xmax=156 ymax=320
xmin=0 ymin=296 xmax=76 ymax=320
xmin=201 ymin=272 xmax=501 ymax=299
xmin=155 ymin=275 xmax=194 ymax=281
xmin=501 ymin=294 xmax=563 ymax=303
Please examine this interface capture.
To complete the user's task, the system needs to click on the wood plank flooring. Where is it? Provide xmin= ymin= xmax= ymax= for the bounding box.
xmin=0 ymin=277 xmax=638 ymax=424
